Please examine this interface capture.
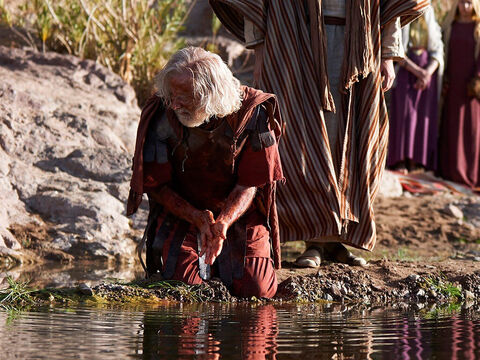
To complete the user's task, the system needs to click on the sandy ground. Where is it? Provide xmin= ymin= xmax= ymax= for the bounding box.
xmin=277 ymin=192 xmax=480 ymax=296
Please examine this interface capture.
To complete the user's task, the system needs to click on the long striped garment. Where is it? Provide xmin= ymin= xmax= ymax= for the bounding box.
xmin=209 ymin=0 xmax=429 ymax=251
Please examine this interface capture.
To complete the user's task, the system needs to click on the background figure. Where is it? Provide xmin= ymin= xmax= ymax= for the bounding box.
xmin=387 ymin=7 xmax=444 ymax=173
xmin=438 ymin=0 xmax=480 ymax=189
xmin=210 ymin=0 xmax=429 ymax=268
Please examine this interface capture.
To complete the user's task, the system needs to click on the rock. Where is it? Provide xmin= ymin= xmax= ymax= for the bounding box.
xmin=0 ymin=46 xmax=141 ymax=264
xmin=443 ymin=204 xmax=464 ymax=220
xmin=408 ymin=274 xmax=420 ymax=282
xmin=182 ymin=0 xmax=213 ymax=37
xmin=78 ymin=283 xmax=93 ymax=296
xmin=330 ymin=285 xmax=342 ymax=298
xmin=378 ymin=170 xmax=403 ymax=198
xmin=465 ymin=290 xmax=474 ymax=300
xmin=416 ymin=289 xmax=426 ymax=297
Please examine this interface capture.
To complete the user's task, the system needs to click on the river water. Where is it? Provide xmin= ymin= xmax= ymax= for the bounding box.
xmin=1 ymin=301 xmax=479 ymax=359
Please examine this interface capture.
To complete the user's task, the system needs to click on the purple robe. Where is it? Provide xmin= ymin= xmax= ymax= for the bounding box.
xmin=438 ymin=21 xmax=480 ymax=189
xmin=388 ymin=49 xmax=439 ymax=170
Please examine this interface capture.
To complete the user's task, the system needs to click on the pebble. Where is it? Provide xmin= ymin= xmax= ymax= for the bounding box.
xmin=465 ymin=290 xmax=475 ymax=300
xmin=416 ymin=289 xmax=426 ymax=297
xmin=408 ymin=274 xmax=420 ymax=282
xmin=444 ymin=204 xmax=464 ymax=219
xmin=78 ymin=283 xmax=93 ymax=296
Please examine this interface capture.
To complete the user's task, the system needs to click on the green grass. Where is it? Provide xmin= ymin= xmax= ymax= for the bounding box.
xmin=423 ymin=302 xmax=462 ymax=319
xmin=421 ymin=275 xmax=462 ymax=300
xmin=0 ymin=276 xmax=36 ymax=309
xmin=147 ymin=280 xmax=207 ymax=302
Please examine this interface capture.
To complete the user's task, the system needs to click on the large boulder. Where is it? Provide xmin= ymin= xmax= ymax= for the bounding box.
xmin=0 ymin=46 xmax=146 ymax=264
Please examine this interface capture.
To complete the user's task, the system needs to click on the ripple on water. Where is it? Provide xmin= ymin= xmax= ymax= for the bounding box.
xmin=1 ymin=304 xmax=480 ymax=359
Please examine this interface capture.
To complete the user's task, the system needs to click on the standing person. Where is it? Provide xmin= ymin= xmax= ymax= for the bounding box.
xmin=127 ymin=47 xmax=284 ymax=298
xmin=387 ymin=7 xmax=444 ymax=173
xmin=438 ymin=0 xmax=480 ymax=189
xmin=210 ymin=0 xmax=429 ymax=267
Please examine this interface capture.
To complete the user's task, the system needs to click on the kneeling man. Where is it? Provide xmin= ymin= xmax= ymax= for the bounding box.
xmin=127 ymin=47 xmax=283 ymax=298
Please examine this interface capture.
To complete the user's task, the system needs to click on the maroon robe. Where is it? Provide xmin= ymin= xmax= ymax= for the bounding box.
xmin=128 ymin=86 xmax=284 ymax=298
xmin=438 ymin=21 xmax=480 ymax=189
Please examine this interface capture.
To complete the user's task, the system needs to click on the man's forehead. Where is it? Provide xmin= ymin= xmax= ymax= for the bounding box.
xmin=169 ymin=72 xmax=194 ymax=89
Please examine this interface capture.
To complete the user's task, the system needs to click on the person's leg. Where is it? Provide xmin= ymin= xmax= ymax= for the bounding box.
xmin=322 ymin=242 xmax=367 ymax=266
xmin=163 ymin=232 xmax=203 ymax=285
xmin=232 ymin=257 xmax=278 ymax=298
xmin=296 ymin=237 xmax=367 ymax=268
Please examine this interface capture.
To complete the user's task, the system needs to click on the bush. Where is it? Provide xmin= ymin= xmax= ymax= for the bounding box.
xmin=1 ymin=0 xmax=190 ymax=107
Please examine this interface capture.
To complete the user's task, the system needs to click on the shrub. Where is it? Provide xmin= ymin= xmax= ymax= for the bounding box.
xmin=1 ymin=0 xmax=190 ymax=106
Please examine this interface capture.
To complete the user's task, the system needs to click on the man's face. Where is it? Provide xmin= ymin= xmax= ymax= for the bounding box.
xmin=459 ymin=0 xmax=474 ymax=18
xmin=168 ymin=73 xmax=208 ymax=128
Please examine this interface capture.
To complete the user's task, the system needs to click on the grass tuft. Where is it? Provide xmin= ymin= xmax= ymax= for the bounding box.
xmin=147 ymin=280 xmax=207 ymax=302
xmin=421 ymin=275 xmax=462 ymax=300
xmin=0 ymin=276 xmax=36 ymax=309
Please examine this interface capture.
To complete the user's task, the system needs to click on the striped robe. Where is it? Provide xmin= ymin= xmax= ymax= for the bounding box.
xmin=210 ymin=0 xmax=429 ymax=251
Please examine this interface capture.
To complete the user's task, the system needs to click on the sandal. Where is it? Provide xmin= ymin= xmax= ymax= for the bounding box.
xmin=294 ymin=246 xmax=323 ymax=268
xmin=323 ymin=243 xmax=367 ymax=267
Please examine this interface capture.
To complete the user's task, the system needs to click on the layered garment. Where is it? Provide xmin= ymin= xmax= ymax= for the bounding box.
xmin=210 ymin=0 xmax=428 ymax=251
xmin=127 ymin=86 xmax=284 ymax=298
xmin=387 ymin=7 xmax=444 ymax=170
xmin=438 ymin=22 xmax=480 ymax=189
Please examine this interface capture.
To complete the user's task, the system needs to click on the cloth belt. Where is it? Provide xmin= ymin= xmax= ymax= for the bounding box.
xmin=324 ymin=16 xmax=346 ymax=25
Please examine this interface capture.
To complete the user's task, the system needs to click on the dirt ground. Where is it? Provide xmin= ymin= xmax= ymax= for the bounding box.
xmin=275 ymin=192 xmax=480 ymax=301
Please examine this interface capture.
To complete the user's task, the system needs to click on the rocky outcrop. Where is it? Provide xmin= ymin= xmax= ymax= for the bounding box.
xmin=0 ymin=46 xmax=146 ymax=264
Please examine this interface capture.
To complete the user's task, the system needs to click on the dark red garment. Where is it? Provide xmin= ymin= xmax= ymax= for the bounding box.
xmin=438 ymin=22 xmax=480 ymax=188
xmin=158 ymin=209 xmax=277 ymax=298
xmin=128 ymin=86 xmax=284 ymax=269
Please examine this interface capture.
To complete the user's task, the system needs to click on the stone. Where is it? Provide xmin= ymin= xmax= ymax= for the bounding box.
xmin=0 ymin=46 xmax=141 ymax=264
xmin=464 ymin=290 xmax=475 ymax=300
xmin=78 ymin=283 xmax=93 ymax=296
xmin=378 ymin=170 xmax=403 ymax=198
xmin=408 ymin=274 xmax=420 ymax=282
xmin=444 ymin=204 xmax=464 ymax=220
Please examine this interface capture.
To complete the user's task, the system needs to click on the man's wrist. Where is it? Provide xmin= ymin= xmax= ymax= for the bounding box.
xmin=215 ymin=217 xmax=230 ymax=230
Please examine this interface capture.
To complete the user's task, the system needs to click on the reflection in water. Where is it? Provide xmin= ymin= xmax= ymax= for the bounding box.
xmin=387 ymin=313 xmax=480 ymax=359
xmin=0 ymin=303 xmax=480 ymax=359
xmin=0 ymin=261 xmax=143 ymax=288
xmin=142 ymin=304 xmax=278 ymax=359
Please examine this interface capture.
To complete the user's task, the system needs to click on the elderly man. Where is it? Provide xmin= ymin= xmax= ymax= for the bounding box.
xmin=127 ymin=47 xmax=283 ymax=298
xmin=210 ymin=0 xmax=429 ymax=267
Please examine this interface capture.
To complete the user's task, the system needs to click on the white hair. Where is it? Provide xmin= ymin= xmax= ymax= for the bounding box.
xmin=155 ymin=47 xmax=243 ymax=118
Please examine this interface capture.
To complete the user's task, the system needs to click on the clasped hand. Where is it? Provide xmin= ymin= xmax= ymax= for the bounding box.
xmin=414 ymin=68 xmax=431 ymax=91
xmin=195 ymin=210 xmax=229 ymax=265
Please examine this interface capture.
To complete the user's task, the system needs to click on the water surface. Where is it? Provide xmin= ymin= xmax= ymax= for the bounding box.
xmin=1 ymin=303 xmax=479 ymax=359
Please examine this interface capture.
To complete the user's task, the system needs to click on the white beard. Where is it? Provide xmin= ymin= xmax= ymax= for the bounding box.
xmin=175 ymin=110 xmax=208 ymax=128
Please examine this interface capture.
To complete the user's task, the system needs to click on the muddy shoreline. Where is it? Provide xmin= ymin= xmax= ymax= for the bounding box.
xmin=2 ymin=193 xmax=479 ymax=308
xmin=2 ymin=258 xmax=478 ymax=311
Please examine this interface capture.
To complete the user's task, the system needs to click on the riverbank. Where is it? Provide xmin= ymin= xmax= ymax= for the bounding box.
xmin=2 ymin=260 xmax=479 ymax=310
xmin=2 ymin=191 xmax=480 ymax=308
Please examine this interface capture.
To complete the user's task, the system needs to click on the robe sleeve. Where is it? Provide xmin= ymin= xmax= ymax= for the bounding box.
xmin=382 ymin=17 xmax=405 ymax=60
xmin=237 ymin=129 xmax=283 ymax=188
xmin=244 ymin=18 xmax=264 ymax=48
xmin=143 ymin=161 xmax=172 ymax=191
